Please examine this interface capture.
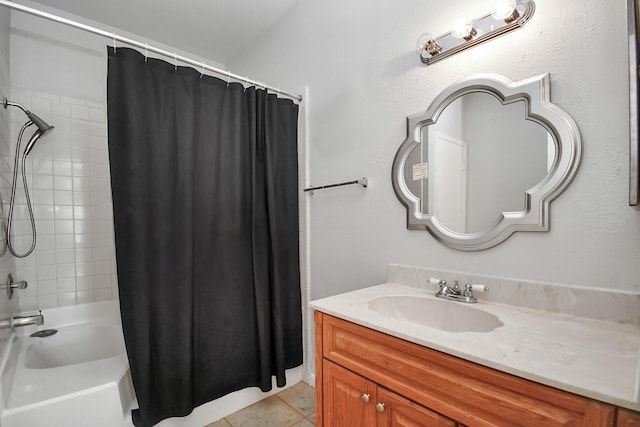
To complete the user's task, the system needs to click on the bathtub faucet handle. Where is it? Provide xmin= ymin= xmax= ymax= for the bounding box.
xmin=5 ymin=273 xmax=27 ymax=299
xmin=12 ymin=280 xmax=27 ymax=290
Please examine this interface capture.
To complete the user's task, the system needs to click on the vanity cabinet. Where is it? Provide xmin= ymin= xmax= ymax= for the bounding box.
xmin=315 ymin=311 xmax=629 ymax=427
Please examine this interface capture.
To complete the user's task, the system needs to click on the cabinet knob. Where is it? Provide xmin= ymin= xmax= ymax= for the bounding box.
xmin=361 ymin=393 xmax=371 ymax=404
xmin=375 ymin=402 xmax=385 ymax=413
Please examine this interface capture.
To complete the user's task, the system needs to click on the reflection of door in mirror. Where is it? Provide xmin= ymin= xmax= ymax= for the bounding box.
xmin=428 ymin=132 xmax=467 ymax=232
xmin=422 ymin=92 xmax=550 ymax=234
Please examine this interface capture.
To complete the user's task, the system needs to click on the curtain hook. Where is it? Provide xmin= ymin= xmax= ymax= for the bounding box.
xmin=226 ymin=72 xmax=231 ymax=87
xmin=200 ymin=61 xmax=205 ymax=78
xmin=144 ymin=43 xmax=148 ymax=62
xmin=112 ymin=32 xmax=117 ymax=51
xmin=174 ymin=52 xmax=177 ymax=71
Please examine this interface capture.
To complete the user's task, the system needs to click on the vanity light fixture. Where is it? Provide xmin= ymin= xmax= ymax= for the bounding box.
xmin=417 ymin=0 xmax=535 ymax=65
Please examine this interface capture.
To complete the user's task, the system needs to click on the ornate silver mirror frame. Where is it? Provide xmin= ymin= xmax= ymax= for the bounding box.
xmin=392 ymin=74 xmax=581 ymax=251
xmin=628 ymin=0 xmax=639 ymax=206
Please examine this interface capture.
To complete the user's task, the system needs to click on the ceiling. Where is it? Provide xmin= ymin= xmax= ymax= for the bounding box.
xmin=27 ymin=0 xmax=299 ymax=64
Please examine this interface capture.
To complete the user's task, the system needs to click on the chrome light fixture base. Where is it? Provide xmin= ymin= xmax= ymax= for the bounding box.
xmin=419 ymin=0 xmax=535 ymax=66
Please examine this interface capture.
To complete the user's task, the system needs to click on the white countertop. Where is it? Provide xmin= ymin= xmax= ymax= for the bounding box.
xmin=309 ymin=283 xmax=640 ymax=411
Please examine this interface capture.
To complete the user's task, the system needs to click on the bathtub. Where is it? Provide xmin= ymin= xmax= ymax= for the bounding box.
xmin=0 ymin=300 xmax=304 ymax=427
xmin=0 ymin=301 xmax=136 ymax=427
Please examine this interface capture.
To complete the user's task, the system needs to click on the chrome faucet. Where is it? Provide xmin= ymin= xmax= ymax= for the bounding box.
xmin=0 ymin=311 xmax=44 ymax=329
xmin=431 ymin=278 xmax=488 ymax=304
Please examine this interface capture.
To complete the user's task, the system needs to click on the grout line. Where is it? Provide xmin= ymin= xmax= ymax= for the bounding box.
xmin=273 ymin=394 xmax=306 ymax=426
xmin=273 ymin=392 xmax=315 ymax=426
xmin=211 ymin=387 xmax=315 ymax=427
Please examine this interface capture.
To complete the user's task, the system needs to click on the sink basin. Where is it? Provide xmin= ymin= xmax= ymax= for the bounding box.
xmin=367 ymin=296 xmax=503 ymax=333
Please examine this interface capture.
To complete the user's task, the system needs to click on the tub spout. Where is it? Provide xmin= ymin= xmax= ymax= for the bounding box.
xmin=0 ymin=311 xmax=44 ymax=329
xmin=13 ymin=311 xmax=44 ymax=327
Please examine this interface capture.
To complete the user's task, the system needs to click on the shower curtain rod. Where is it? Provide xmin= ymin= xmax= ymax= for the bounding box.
xmin=0 ymin=0 xmax=303 ymax=102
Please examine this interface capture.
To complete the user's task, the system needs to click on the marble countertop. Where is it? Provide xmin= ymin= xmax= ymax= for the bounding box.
xmin=309 ymin=282 xmax=640 ymax=411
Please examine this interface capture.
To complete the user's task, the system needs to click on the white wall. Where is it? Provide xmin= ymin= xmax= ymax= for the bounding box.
xmin=230 ymin=0 xmax=640 ymax=298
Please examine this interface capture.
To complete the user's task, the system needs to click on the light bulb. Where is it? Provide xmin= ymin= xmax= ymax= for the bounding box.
xmin=416 ymin=33 xmax=442 ymax=57
xmin=451 ymin=20 xmax=476 ymax=41
xmin=492 ymin=0 xmax=519 ymax=23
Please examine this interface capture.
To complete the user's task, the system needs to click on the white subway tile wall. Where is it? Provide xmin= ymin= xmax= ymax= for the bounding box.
xmin=4 ymin=88 xmax=118 ymax=311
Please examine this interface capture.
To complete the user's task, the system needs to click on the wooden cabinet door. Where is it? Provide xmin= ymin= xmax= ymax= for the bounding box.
xmin=323 ymin=359 xmax=458 ymax=427
xmin=377 ymin=387 xmax=457 ymax=427
xmin=618 ymin=408 xmax=640 ymax=426
xmin=323 ymin=360 xmax=377 ymax=427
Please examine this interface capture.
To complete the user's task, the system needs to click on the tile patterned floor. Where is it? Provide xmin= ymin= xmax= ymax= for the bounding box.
xmin=205 ymin=382 xmax=315 ymax=427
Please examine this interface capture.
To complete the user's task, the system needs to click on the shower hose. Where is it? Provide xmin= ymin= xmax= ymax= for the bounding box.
xmin=6 ymin=121 xmax=38 ymax=258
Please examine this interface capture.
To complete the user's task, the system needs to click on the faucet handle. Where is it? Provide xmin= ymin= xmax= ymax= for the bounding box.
xmin=463 ymin=283 xmax=489 ymax=298
xmin=429 ymin=278 xmax=449 ymax=293
xmin=428 ymin=278 xmax=444 ymax=287
xmin=5 ymin=274 xmax=27 ymax=300
xmin=470 ymin=284 xmax=488 ymax=293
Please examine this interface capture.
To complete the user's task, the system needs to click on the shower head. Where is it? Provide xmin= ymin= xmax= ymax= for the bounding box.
xmin=3 ymin=98 xmax=55 ymax=155
xmin=25 ymin=110 xmax=54 ymax=136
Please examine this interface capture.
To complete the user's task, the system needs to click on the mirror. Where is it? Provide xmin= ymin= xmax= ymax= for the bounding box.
xmin=392 ymin=73 xmax=581 ymax=251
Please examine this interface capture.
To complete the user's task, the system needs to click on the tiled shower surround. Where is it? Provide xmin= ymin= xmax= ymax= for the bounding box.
xmin=0 ymin=88 xmax=118 ymax=311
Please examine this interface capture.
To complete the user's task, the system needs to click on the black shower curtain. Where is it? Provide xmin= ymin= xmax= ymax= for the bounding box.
xmin=106 ymin=47 xmax=302 ymax=427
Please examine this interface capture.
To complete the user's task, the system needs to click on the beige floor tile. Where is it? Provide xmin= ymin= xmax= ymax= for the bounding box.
xmin=225 ymin=395 xmax=303 ymax=427
xmin=204 ymin=418 xmax=232 ymax=427
xmin=307 ymin=413 xmax=316 ymax=424
xmin=276 ymin=382 xmax=315 ymax=417
xmin=291 ymin=419 xmax=314 ymax=427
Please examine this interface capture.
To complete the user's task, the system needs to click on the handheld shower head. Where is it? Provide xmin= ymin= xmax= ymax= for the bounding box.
xmin=25 ymin=111 xmax=54 ymax=136
xmin=3 ymin=98 xmax=55 ymax=155
xmin=23 ymin=129 xmax=44 ymax=157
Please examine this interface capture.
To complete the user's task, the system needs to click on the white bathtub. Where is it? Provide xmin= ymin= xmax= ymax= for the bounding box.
xmin=0 ymin=301 xmax=136 ymax=427
xmin=0 ymin=300 xmax=304 ymax=427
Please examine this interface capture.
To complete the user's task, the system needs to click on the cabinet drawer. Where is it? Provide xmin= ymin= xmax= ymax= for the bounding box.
xmin=322 ymin=313 xmax=615 ymax=427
